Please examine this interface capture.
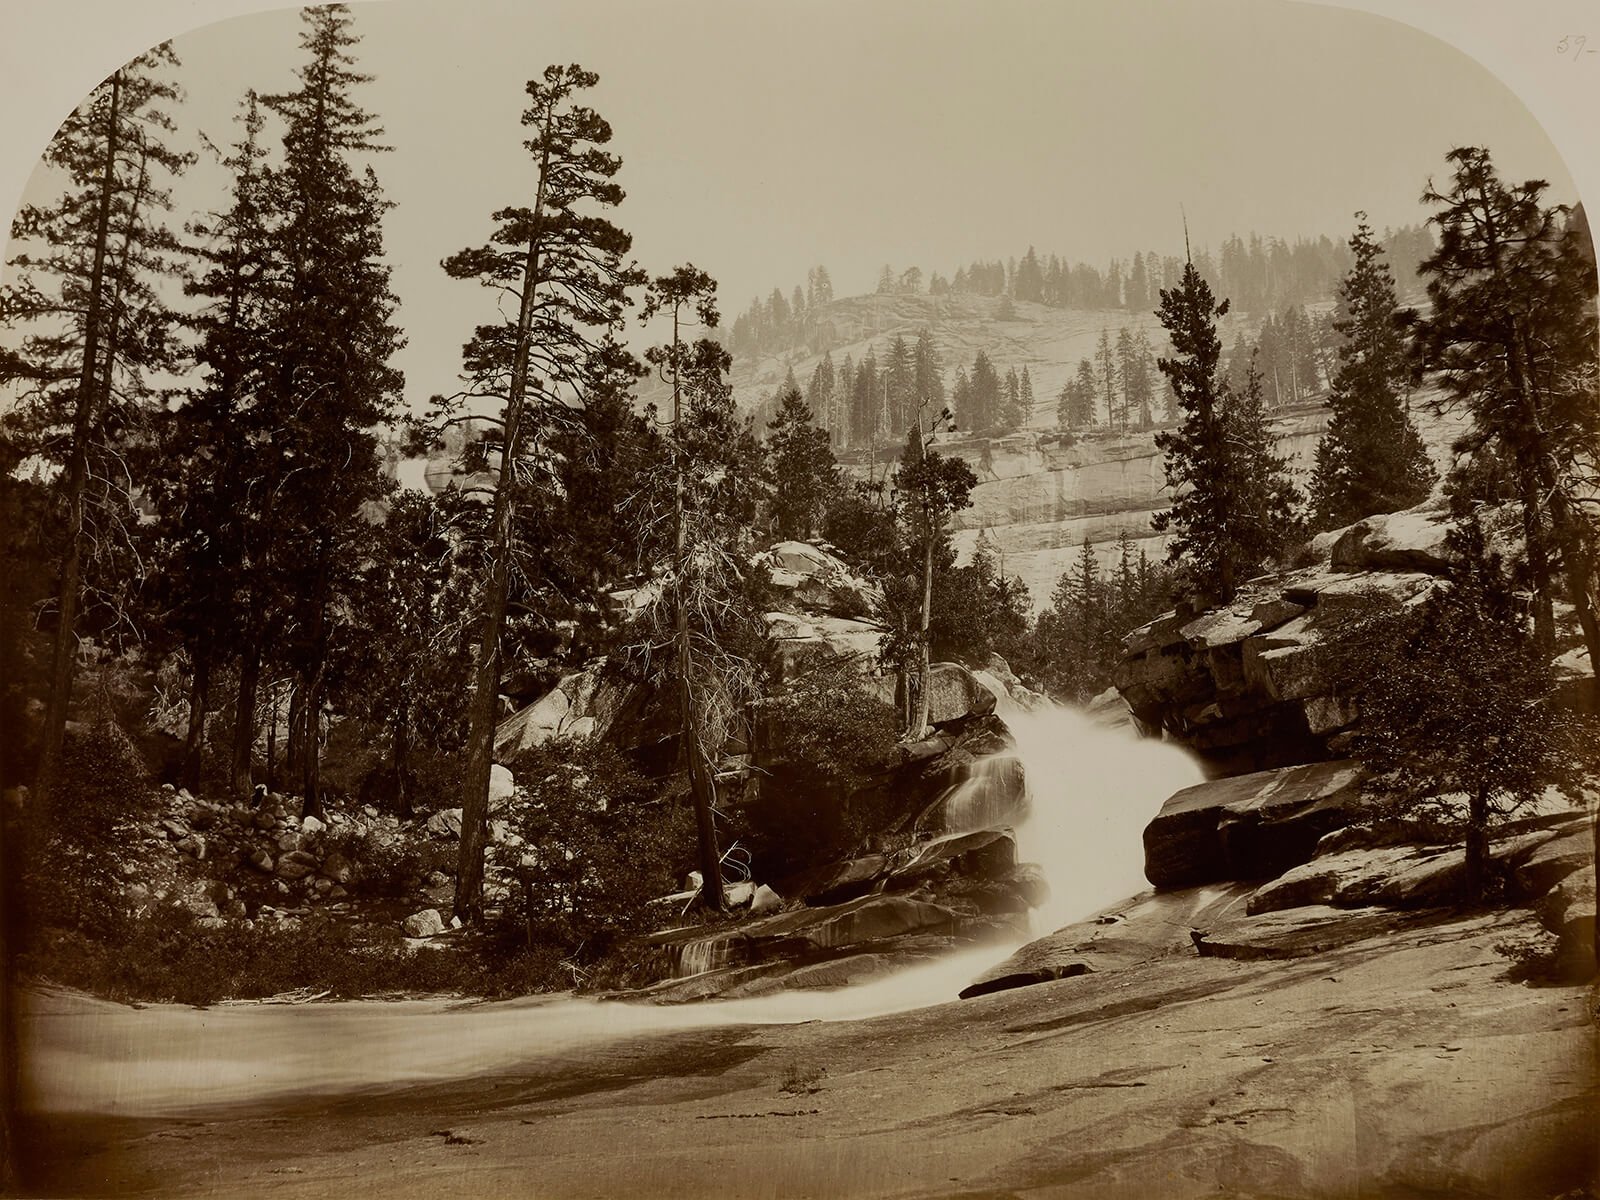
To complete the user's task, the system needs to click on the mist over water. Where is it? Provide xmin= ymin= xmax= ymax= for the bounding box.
xmin=25 ymin=700 xmax=1201 ymax=1117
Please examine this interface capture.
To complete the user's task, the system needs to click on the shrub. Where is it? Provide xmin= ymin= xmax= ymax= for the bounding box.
xmin=21 ymin=719 xmax=155 ymax=937
xmin=743 ymin=668 xmax=899 ymax=877
xmin=497 ymin=738 xmax=693 ymax=953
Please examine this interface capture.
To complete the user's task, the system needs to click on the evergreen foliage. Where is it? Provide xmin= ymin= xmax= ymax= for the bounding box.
xmin=1152 ymin=262 xmax=1298 ymax=601
xmin=1310 ymin=214 xmax=1434 ymax=530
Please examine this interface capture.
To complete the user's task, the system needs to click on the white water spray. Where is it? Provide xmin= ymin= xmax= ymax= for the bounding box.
xmin=996 ymin=699 xmax=1203 ymax=932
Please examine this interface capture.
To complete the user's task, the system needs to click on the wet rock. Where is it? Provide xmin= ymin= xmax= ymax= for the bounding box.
xmin=779 ymin=854 xmax=889 ymax=906
xmin=403 ymin=908 xmax=445 ymax=938
xmin=960 ymin=883 xmax=1258 ymax=999
xmin=888 ymin=829 xmax=1016 ymax=888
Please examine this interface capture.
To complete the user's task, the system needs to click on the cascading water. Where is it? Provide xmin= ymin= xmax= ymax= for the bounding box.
xmin=971 ymin=694 xmax=1203 ymax=934
xmin=25 ymin=694 xmax=1206 ymax=1119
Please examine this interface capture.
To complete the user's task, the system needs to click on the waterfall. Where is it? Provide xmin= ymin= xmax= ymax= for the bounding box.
xmin=908 ymin=694 xmax=1201 ymax=971
xmin=1000 ymin=700 xmax=1202 ymax=931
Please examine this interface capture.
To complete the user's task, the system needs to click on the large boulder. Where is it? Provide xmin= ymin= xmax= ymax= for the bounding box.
xmin=765 ymin=611 xmax=887 ymax=686
xmin=1329 ymin=504 xmax=1457 ymax=573
xmin=402 ymin=908 xmax=446 ymax=938
xmin=1143 ymin=760 xmax=1369 ymax=889
xmin=757 ymin=541 xmax=885 ymax=618
xmin=494 ymin=660 xmax=634 ymax=758
xmin=926 ymin=661 xmax=999 ymax=724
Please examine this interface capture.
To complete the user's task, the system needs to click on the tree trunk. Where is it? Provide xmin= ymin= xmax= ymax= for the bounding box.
xmin=1547 ymin=488 xmax=1600 ymax=709
xmin=391 ymin=700 xmax=412 ymax=818
xmin=265 ymin=679 xmax=278 ymax=792
xmin=673 ymin=304 xmax=725 ymax=913
xmin=34 ymin=72 xmax=122 ymax=811
xmin=180 ymin=646 xmax=211 ymax=794
xmin=1464 ymin=786 xmax=1491 ymax=902
xmin=284 ymin=681 xmax=304 ymax=781
xmin=915 ymin=517 xmax=934 ymax=739
xmin=300 ymin=668 xmax=324 ymax=820
xmin=456 ymin=132 xmax=554 ymax=924
xmin=231 ymin=627 xmax=262 ymax=800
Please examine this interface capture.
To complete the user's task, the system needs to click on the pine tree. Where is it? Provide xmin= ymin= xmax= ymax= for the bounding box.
xmin=893 ymin=425 xmax=977 ymax=737
xmin=806 ymin=352 xmax=836 ymax=440
xmin=427 ymin=63 xmax=640 ymax=920
xmin=2 ymin=44 xmax=190 ymax=807
xmin=1410 ymin=146 xmax=1600 ymax=669
xmin=1018 ymin=367 xmax=1035 ymax=429
xmin=968 ymin=350 xmax=1002 ymax=433
xmin=634 ymin=267 xmax=765 ymax=911
xmin=1151 ymin=259 xmax=1265 ymax=601
xmin=255 ymin=4 xmax=406 ymax=815
xmin=766 ymin=386 xmax=838 ymax=539
xmin=883 ymin=334 xmax=915 ymax=435
xmin=912 ymin=328 xmax=944 ymax=413
xmin=1003 ymin=367 xmax=1022 ymax=431
xmin=1310 ymin=213 xmax=1434 ymax=531
xmin=150 ymin=92 xmax=273 ymax=792
xmin=1095 ymin=328 xmax=1121 ymax=431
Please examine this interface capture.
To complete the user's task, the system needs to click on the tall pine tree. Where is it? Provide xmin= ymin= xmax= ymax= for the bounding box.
xmin=1309 ymin=213 xmax=1434 ymax=530
xmin=426 ymin=64 xmax=640 ymax=920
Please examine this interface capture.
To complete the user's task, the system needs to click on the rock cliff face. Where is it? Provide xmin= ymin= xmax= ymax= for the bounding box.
xmin=1111 ymin=501 xmax=1467 ymax=777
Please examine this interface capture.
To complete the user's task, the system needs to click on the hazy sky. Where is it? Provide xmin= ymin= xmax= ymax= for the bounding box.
xmin=3 ymin=0 xmax=1583 ymax=412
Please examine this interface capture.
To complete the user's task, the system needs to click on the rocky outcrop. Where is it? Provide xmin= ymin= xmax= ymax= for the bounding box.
xmin=1142 ymin=760 xmax=1368 ymax=888
xmin=1113 ymin=501 xmax=1463 ymax=774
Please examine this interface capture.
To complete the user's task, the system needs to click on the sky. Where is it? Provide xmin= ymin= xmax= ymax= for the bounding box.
xmin=1 ymin=0 xmax=1589 ymax=415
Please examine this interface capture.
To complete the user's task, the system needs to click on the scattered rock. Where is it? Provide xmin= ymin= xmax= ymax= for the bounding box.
xmin=749 ymin=884 xmax=783 ymax=915
xmin=300 ymin=815 xmax=326 ymax=836
xmin=321 ymin=852 xmax=353 ymax=884
xmin=403 ymin=908 xmax=446 ymax=938
xmin=427 ymin=808 xmax=464 ymax=838
xmin=248 ymin=848 xmax=275 ymax=873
